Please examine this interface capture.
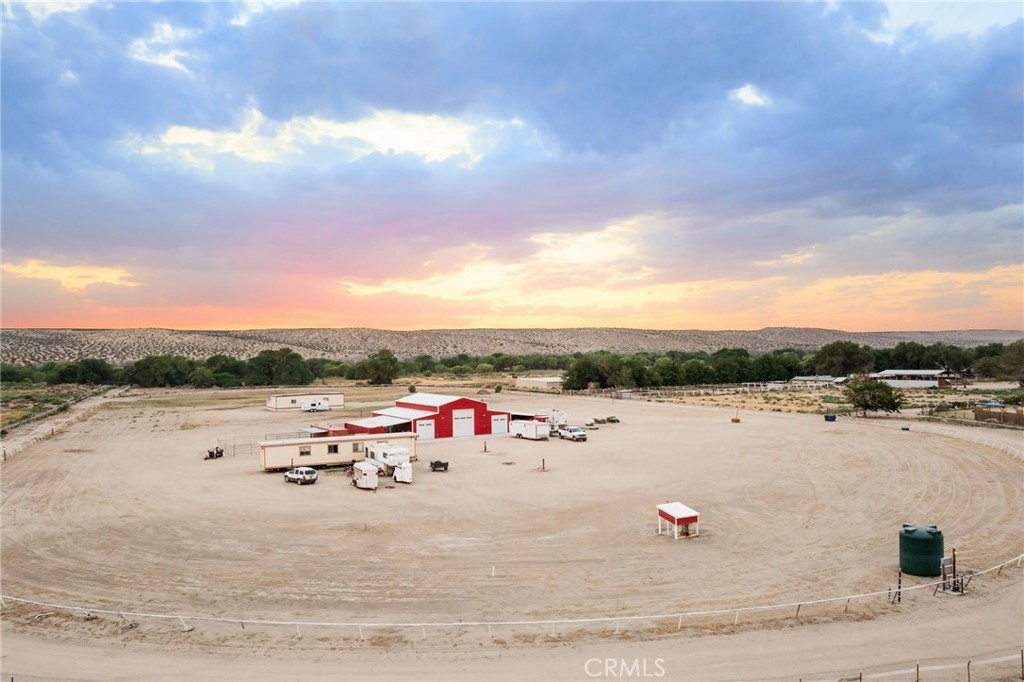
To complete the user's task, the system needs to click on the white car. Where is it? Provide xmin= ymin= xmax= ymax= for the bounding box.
xmin=284 ymin=467 xmax=318 ymax=485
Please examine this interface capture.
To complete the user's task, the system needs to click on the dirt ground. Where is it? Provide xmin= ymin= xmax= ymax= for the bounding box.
xmin=1 ymin=387 xmax=1022 ymax=682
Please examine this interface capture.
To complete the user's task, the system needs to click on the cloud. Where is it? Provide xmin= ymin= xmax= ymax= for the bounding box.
xmin=128 ymin=21 xmax=196 ymax=75
xmin=126 ymin=107 xmax=524 ymax=170
xmin=730 ymin=84 xmax=772 ymax=106
xmin=229 ymin=0 xmax=300 ymax=27
xmin=4 ymin=0 xmax=98 ymax=23
xmin=2 ymin=260 xmax=141 ymax=292
xmin=873 ymin=1 xmax=1023 ymax=43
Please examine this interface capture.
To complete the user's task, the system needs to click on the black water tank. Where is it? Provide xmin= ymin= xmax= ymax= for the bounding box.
xmin=899 ymin=524 xmax=944 ymax=576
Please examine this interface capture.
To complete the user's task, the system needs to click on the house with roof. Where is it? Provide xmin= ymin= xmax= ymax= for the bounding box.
xmin=344 ymin=392 xmax=511 ymax=440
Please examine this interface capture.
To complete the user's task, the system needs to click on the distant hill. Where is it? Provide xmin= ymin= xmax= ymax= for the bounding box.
xmin=1 ymin=327 xmax=1020 ymax=366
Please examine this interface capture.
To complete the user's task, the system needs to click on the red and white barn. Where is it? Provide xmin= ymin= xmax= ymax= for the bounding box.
xmin=656 ymin=502 xmax=700 ymax=539
xmin=345 ymin=392 xmax=511 ymax=441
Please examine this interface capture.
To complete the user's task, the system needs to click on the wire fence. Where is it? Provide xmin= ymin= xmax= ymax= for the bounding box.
xmin=2 ymin=554 xmax=1021 ymax=641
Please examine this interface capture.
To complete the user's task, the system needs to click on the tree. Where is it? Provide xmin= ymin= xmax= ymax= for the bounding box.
xmin=843 ymin=377 xmax=905 ymax=416
xmin=811 ymin=341 xmax=875 ymax=376
xmin=562 ymin=357 xmax=602 ymax=390
xmin=188 ymin=366 xmax=216 ymax=388
xmin=1000 ymin=340 xmax=1024 ymax=387
xmin=679 ymin=358 xmax=714 ymax=385
xmin=364 ymin=349 xmax=401 ymax=385
xmin=245 ymin=349 xmax=312 ymax=386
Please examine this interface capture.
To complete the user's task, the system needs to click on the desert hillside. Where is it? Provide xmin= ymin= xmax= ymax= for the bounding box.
xmin=0 ymin=327 xmax=1020 ymax=366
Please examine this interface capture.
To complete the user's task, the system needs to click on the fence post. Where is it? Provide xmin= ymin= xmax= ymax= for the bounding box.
xmin=967 ymin=659 xmax=971 ymax=682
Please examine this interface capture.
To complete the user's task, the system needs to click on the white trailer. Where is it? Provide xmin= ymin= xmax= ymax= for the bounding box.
xmin=365 ymin=442 xmax=412 ymax=475
xmin=536 ymin=409 xmax=568 ymax=435
xmin=352 ymin=461 xmax=379 ymax=490
xmin=510 ymin=420 xmax=549 ymax=440
xmin=392 ymin=461 xmax=413 ymax=484
xmin=302 ymin=399 xmax=331 ymax=412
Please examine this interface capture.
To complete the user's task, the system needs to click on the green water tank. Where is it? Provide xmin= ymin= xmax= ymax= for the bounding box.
xmin=899 ymin=524 xmax=944 ymax=576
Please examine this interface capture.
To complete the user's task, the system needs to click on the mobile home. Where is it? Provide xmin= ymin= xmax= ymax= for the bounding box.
xmin=266 ymin=393 xmax=345 ymax=411
xmin=259 ymin=432 xmax=418 ymax=471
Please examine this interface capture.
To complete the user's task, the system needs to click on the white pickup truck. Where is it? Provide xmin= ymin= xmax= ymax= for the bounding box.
xmin=556 ymin=425 xmax=588 ymax=442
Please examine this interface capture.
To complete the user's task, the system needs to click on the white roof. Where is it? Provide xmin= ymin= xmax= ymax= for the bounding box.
xmin=398 ymin=392 xmax=463 ymax=407
xmin=258 ymin=432 xmax=417 ymax=447
xmin=374 ymin=406 xmax=435 ymax=420
xmin=872 ymin=369 xmax=948 ymax=377
xmin=346 ymin=415 xmax=410 ymax=428
xmin=657 ymin=502 xmax=700 ymax=520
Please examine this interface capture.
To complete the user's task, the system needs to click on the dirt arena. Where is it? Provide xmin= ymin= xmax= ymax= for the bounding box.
xmin=2 ymin=388 xmax=1022 ymax=681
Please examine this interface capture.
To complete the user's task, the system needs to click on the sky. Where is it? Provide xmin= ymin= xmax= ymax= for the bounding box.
xmin=2 ymin=1 xmax=1022 ymax=332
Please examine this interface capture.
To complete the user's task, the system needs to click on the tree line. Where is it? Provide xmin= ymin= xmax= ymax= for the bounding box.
xmin=0 ymin=339 xmax=1021 ymax=389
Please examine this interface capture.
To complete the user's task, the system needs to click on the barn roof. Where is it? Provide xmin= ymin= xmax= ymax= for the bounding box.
xmin=346 ymin=415 xmax=410 ymax=429
xmin=398 ymin=392 xmax=466 ymax=407
xmin=872 ymin=369 xmax=950 ymax=377
xmin=374 ymin=406 xmax=436 ymax=420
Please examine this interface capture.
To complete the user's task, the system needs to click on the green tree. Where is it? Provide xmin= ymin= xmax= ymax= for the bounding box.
xmin=245 ymin=349 xmax=312 ymax=386
xmin=679 ymin=358 xmax=714 ymax=385
xmin=653 ymin=357 xmax=681 ymax=386
xmin=843 ymin=377 xmax=906 ymax=416
xmin=75 ymin=358 xmax=117 ymax=384
xmin=562 ymin=357 xmax=602 ymax=390
xmin=188 ymin=366 xmax=216 ymax=388
xmin=1000 ymin=340 xmax=1024 ymax=387
xmin=364 ymin=349 xmax=401 ymax=385
xmin=811 ymin=341 xmax=875 ymax=376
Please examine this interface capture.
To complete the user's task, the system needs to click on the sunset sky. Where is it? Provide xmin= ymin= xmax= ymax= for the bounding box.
xmin=2 ymin=1 xmax=1022 ymax=332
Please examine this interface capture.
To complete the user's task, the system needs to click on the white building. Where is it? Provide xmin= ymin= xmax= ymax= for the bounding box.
xmin=265 ymin=392 xmax=345 ymax=411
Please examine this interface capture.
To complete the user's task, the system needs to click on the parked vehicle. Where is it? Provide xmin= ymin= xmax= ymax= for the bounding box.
xmin=205 ymin=446 xmax=224 ymax=460
xmin=365 ymin=442 xmax=412 ymax=476
xmin=301 ymin=399 xmax=330 ymax=412
xmin=393 ymin=461 xmax=413 ymax=484
xmin=284 ymin=467 xmax=318 ymax=485
xmin=429 ymin=460 xmax=449 ymax=472
xmin=510 ymin=420 xmax=549 ymax=440
xmin=351 ymin=461 xmax=379 ymax=490
xmin=606 ymin=416 xmax=620 ymax=423
xmin=557 ymin=426 xmax=588 ymax=441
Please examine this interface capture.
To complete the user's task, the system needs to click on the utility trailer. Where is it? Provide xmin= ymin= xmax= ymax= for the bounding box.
xmin=351 ymin=461 xmax=379 ymax=490
xmin=509 ymin=420 xmax=549 ymax=440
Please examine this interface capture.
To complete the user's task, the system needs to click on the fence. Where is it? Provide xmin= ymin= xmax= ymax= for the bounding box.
xmin=2 ymin=554 xmax=1021 ymax=666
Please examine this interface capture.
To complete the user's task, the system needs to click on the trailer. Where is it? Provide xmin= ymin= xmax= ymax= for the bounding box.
xmin=302 ymin=399 xmax=331 ymax=412
xmin=535 ymin=409 xmax=568 ymax=436
xmin=365 ymin=442 xmax=412 ymax=475
xmin=352 ymin=461 xmax=379 ymax=490
xmin=392 ymin=461 xmax=413 ymax=484
xmin=509 ymin=420 xmax=549 ymax=440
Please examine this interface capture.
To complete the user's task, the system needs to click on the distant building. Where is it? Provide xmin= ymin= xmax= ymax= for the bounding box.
xmin=515 ymin=376 xmax=563 ymax=391
xmin=869 ymin=369 xmax=955 ymax=389
xmin=265 ymin=392 xmax=345 ymax=411
xmin=788 ymin=376 xmax=839 ymax=387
